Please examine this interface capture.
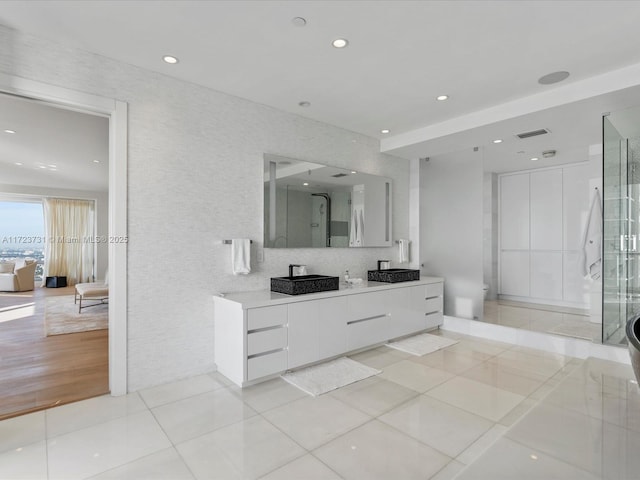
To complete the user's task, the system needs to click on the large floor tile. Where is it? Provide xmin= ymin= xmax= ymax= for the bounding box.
xmin=263 ymin=394 xmax=371 ymax=450
xmin=177 ymin=416 xmax=305 ymax=480
xmin=259 ymin=454 xmax=342 ymax=480
xmin=430 ymin=460 xmax=466 ymax=480
xmin=487 ymin=349 xmax=566 ymax=379
xmin=330 ymin=376 xmax=418 ymax=416
xmin=46 ymin=392 xmax=147 ymax=437
xmin=47 ymin=410 xmax=172 ymax=480
xmin=505 ymin=401 xmax=640 ymax=477
xmin=379 ymin=395 xmax=493 ymax=458
xmin=426 ymin=377 xmax=525 ymax=422
xmin=88 ymin=447 xmax=195 ymax=479
xmin=409 ymin=349 xmax=485 ymax=375
xmin=139 ymin=374 xmax=225 ymax=408
xmin=456 ymin=437 xmax=600 ymax=480
xmin=456 ymin=424 xmax=508 ymax=465
xmin=442 ymin=337 xmax=510 ymax=360
xmin=378 ymin=359 xmax=454 ymax=393
xmin=0 ymin=411 xmax=45 ymax=454
xmin=461 ymin=361 xmax=547 ymax=396
xmin=152 ymin=388 xmax=256 ymax=444
xmin=230 ymin=377 xmax=307 ymax=413
xmin=0 ymin=440 xmax=48 ymax=480
xmin=313 ymin=419 xmax=450 ymax=480
xmin=348 ymin=347 xmax=408 ymax=369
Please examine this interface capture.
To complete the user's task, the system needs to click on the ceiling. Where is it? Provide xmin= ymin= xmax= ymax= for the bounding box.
xmin=0 ymin=93 xmax=109 ymax=191
xmin=2 ymin=1 xmax=640 ymax=173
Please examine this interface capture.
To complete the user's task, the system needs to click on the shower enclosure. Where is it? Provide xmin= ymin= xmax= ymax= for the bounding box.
xmin=603 ymin=106 xmax=640 ymax=345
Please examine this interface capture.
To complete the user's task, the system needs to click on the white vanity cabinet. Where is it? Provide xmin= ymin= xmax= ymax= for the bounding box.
xmin=213 ymin=277 xmax=444 ymax=387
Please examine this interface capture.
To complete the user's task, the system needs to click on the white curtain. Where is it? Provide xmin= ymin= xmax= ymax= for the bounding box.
xmin=42 ymin=198 xmax=95 ymax=285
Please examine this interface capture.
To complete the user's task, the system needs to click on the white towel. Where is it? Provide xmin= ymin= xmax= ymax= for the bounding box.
xmin=580 ymin=190 xmax=602 ymax=280
xmin=398 ymin=239 xmax=410 ymax=263
xmin=231 ymin=239 xmax=251 ymax=275
xmin=349 ymin=207 xmax=363 ymax=246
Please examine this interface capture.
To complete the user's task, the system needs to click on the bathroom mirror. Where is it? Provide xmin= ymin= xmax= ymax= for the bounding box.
xmin=264 ymin=154 xmax=392 ymax=248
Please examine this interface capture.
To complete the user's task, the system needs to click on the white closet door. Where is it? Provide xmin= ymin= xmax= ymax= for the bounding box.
xmin=530 ymin=169 xmax=563 ymax=251
xmin=500 ymin=174 xmax=530 ymax=250
xmin=500 ymin=251 xmax=530 ymax=296
xmin=531 ymin=252 xmax=563 ymax=300
xmin=563 ymin=165 xmax=590 ymax=251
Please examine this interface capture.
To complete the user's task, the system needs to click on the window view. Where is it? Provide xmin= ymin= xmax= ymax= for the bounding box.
xmin=0 ymin=200 xmax=45 ymax=281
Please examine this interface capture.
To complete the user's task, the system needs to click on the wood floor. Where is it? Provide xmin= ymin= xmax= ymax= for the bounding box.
xmin=0 ymin=286 xmax=108 ymax=420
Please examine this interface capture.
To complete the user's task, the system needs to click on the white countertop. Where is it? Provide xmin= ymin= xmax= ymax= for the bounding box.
xmin=214 ymin=276 xmax=444 ymax=309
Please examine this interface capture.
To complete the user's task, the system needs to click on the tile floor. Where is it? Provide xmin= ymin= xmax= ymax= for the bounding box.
xmin=0 ymin=330 xmax=636 ymax=480
xmin=483 ymin=300 xmax=602 ymax=342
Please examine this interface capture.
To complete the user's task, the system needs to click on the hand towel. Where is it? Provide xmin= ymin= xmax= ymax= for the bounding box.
xmin=231 ymin=239 xmax=251 ymax=275
xmin=398 ymin=239 xmax=410 ymax=263
xmin=580 ymin=190 xmax=602 ymax=280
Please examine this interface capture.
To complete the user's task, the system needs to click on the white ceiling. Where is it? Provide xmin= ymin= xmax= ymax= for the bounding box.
xmin=0 ymin=93 xmax=109 ymax=191
xmin=2 ymin=1 xmax=640 ymax=173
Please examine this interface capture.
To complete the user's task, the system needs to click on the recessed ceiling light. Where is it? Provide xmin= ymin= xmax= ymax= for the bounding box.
xmin=298 ymin=101 xmax=311 ymax=107
xmin=3 ymin=129 xmax=15 ymax=134
xmin=531 ymin=157 xmax=539 ymax=161
xmin=93 ymin=160 xmax=100 ymax=163
xmin=493 ymin=139 xmax=503 ymax=144
xmin=14 ymin=162 xmax=22 ymax=166
xmin=332 ymin=38 xmax=349 ymax=48
xmin=303 ymin=182 xmax=309 ymax=186
xmin=530 ymin=454 xmax=538 ymax=461
xmin=381 ymin=129 xmax=390 ymax=134
xmin=48 ymin=164 xmax=56 ymax=168
xmin=162 ymin=55 xmax=179 ymax=64
xmin=436 ymin=95 xmax=449 ymax=101
xmin=351 ymin=171 xmax=357 ymax=174
xmin=538 ymin=71 xmax=570 ymax=85
xmin=38 ymin=165 xmax=46 ymax=169
xmin=292 ymin=17 xmax=307 ymax=27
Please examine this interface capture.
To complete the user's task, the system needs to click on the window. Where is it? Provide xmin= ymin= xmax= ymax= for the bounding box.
xmin=0 ymin=200 xmax=45 ymax=281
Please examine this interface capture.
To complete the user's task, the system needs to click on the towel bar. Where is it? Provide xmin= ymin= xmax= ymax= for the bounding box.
xmin=222 ymin=239 xmax=253 ymax=244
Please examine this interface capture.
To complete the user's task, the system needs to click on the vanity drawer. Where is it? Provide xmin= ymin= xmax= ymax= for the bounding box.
xmin=425 ymin=311 xmax=444 ymax=329
xmin=247 ymin=327 xmax=287 ymax=356
xmin=347 ymin=289 xmax=398 ymax=322
xmin=424 ymin=296 xmax=443 ymax=314
xmin=247 ymin=349 xmax=287 ymax=381
xmin=425 ymin=282 xmax=443 ymax=299
xmin=247 ymin=305 xmax=287 ymax=330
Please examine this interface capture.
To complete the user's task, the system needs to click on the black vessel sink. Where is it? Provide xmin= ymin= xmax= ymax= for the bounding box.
xmin=271 ymin=274 xmax=340 ymax=295
xmin=367 ymin=268 xmax=420 ymax=283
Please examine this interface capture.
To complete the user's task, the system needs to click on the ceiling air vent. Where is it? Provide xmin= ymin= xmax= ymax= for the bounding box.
xmin=331 ymin=173 xmax=348 ymax=178
xmin=515 ymin=128 xmax=550 ymax=139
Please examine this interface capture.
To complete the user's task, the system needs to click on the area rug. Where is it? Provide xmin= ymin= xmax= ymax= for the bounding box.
xmin=386 ymin=332 xmax=458 ymax=356
xmin=281 ymin=357 xmax=381 ymax=396
xmin=44 ymin=295 xmax=108 ymax=336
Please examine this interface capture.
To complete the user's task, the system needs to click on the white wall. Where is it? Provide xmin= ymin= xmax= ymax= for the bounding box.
xmin=420 ymin=150 xmax=484 ymax=320
xmin=0 ymin=25 xmax=410 ymax=390
xmin=0 ymin=183 xmax=108 ymax=280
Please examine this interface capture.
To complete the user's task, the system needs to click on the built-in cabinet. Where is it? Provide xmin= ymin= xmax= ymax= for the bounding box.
xmin=213 ymin=278 xmax=444 ymax=386
xmin=499 ymin=164 xmax=590 ymax=307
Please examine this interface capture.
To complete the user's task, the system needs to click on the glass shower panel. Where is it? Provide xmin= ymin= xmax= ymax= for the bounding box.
xmin=603 ymin=109 xmax=640 ymax=345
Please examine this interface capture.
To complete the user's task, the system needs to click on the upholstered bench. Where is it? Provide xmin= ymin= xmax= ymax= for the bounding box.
xmin=74 ymin=281 xmax=109 ymax=313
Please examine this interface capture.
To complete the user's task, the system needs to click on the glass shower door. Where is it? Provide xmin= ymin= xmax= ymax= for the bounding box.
xmin=603 ymin=110 xmax=640 ymax=345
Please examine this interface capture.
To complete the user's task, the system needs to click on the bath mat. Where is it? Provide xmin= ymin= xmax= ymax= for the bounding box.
xmin=281 ymin=357 xmax=380 ymax=396
xmin=386 ymin=332 xmax=458 ymax=356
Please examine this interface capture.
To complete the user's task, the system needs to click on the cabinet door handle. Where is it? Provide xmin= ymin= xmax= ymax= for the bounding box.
xmin=347 ymin=314 xmax=390 ymax=325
